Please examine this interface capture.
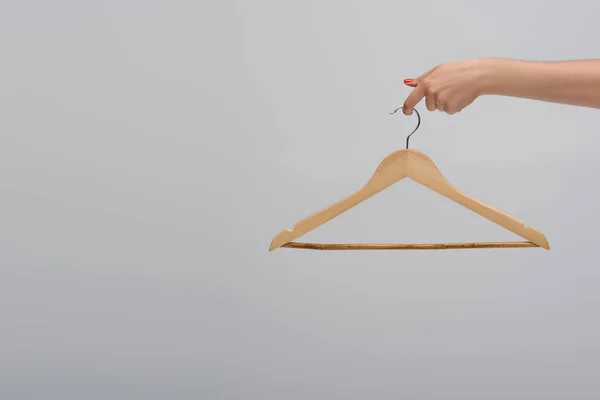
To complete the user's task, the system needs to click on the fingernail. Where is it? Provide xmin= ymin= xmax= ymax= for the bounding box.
xmin=404 ymin=79 xmax=414 ymax=84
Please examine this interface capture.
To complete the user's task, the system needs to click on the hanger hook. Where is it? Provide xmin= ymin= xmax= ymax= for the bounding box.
xmin=390 ymin=107 xmax=421 ymax=149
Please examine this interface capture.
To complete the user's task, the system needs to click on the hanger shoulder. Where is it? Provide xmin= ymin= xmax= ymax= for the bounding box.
xmin=269 ymin=149 xmax=410 ymax=250
xmin=405 ymin=150 xmax=550 ymax=250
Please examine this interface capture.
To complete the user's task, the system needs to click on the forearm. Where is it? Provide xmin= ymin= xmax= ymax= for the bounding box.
xmin=481 ymin=58 xmax=600 ymax=108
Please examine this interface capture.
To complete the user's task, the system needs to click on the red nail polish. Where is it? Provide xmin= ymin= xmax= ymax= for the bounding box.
xmin=404 ymin=79 xmax=413 ymax=84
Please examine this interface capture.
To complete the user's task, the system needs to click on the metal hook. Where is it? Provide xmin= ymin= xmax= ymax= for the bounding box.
xmin=390 ymin=107 xmax=421 ymax=149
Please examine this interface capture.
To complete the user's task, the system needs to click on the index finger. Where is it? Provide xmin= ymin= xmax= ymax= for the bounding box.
xmin=402 ymin=84 xmax=426 ymax=115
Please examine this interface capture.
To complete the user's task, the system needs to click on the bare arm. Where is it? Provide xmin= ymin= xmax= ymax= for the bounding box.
xmin=402 ymin=58 xmax=600 ymax=115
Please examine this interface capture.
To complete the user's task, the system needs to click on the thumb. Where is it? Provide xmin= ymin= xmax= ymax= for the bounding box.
xmin=403 ymin=78 xmax=418 ymax=87
xmin=405 ymin=66 xmax=438 ymax=87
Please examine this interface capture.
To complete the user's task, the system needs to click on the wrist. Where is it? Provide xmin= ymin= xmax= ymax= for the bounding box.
xmin=473 ymin=58 xmax=513 ymax=96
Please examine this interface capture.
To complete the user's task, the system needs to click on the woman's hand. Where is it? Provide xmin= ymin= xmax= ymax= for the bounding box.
xmin=403 ymin=58 xmax=600 ymax=115
xmin=402 ymin=59 xmax=494 ymax=115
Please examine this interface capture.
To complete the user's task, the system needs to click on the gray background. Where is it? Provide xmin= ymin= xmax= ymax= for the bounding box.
xmin=2 ymin=0 xmax=600 ymax=399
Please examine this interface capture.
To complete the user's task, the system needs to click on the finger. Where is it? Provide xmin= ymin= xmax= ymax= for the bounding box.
xmin=402 ymin=84 xmax=426 ymax=115
xmin=426 ymin=93 xmax=436 ymax=111
xmin=447 ymin=105 xmax=463 ymax=115
xmin=413 ymin=65 xmax=438 ymax=85
xmin=403 ymin=67 xmax=436 ymax=88
xmin=436 ymin=98 xmax=445 ymax=112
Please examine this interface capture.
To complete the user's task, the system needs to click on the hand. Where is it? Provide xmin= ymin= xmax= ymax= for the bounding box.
xmin=402 ymin=59 xmax=493 ymax=115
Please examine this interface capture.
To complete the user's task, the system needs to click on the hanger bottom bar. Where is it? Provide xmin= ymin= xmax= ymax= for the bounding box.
xmin=281 ymin=242 xmax=539 ymax=250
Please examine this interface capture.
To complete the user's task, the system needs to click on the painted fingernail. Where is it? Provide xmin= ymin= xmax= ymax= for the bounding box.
xmin=404 ymin=79 xmax=414 ymax=84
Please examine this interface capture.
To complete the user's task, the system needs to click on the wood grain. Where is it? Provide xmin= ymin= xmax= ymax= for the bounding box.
xmin=270 ymin=149 xmax=550 ymax=251
xmin=282 ymin=242 xmax=539 ymax=250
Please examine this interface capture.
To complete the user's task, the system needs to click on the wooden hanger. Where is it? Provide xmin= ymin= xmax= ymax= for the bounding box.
xmin=269 ymin=108 xmax=549 ymax=251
